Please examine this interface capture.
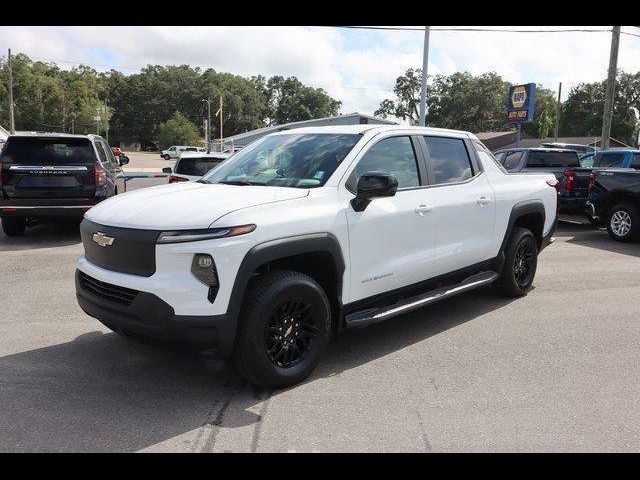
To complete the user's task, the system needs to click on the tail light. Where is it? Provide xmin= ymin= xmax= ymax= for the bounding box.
xmin=94 ymin=162 xmax=107 ymax=187
xmin=169 ymin=175 xmax=189 ymax=184
xmin=588 ymin=172 xmax=596 ymax=196
xmin=563 ymin=169 xmax=576 ymax=193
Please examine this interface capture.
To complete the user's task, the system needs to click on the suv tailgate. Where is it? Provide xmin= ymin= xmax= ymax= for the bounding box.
xmin=1 ymin=136 xmax=96 ymax=199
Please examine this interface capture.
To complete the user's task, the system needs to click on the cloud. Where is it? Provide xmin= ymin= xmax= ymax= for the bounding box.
xmin=1 ymin=26 xmax=640 ymax=120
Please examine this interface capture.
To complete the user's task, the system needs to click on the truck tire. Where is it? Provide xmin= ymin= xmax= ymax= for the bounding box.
xmin=233 ymin=269 xmax=332 ymax=388
xmin=496 ymin=227 xmax=538 ymax=297
xmin=606 ymin=203 xmax=638 ymax=242
xmin=1 ymin=217 xmax=26 ymax=236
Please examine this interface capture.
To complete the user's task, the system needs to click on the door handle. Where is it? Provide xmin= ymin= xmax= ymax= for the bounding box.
xmin=476 ymin=197 xmax=492 ymax=206
xmin=414 ymin=205 xmax=434 ymax=215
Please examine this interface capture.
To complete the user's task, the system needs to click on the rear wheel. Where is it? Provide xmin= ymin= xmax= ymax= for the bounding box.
xmin=496 ymin=227 xmax=538 ymax=297
xmin=233 ymin=270 xmax=332 ymax=388
xmin=1 ymin=217 xmax=26 ymax=236
xmin=606 ymin=203 xmax=638 ymax=242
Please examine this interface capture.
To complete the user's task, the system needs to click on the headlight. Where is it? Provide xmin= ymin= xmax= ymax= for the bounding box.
xmin=191 ymin=254 xmax=219 ymax=303
xmin=157 ymin=224 xmax=256 ymax=244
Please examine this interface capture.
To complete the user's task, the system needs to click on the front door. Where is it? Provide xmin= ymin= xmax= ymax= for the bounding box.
xmin=342 ymin=135 xmax=436 ymax=303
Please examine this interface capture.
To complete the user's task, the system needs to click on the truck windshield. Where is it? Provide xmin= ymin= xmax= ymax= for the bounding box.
xmin=526 ymin=151 xmax=580 ymax=168
xmin=0 ymin=137 xmax=95 ymax=165
xmin=201 ymin=133 xmax=361 ymax=188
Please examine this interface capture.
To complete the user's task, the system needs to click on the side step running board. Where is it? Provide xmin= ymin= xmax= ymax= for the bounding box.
xmin=345 ymin=271 xmax=499 ymax=329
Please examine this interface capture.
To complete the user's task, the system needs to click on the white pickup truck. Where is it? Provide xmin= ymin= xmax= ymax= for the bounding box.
xmin=75 ymin=125 xmax=558 ymax=387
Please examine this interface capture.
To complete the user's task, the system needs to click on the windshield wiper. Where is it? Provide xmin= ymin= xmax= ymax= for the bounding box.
xmin=218 ymin=179 xmax=259 ymax=186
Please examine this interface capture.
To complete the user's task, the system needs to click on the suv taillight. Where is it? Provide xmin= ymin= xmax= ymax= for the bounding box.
xmin=563 ymin=169 xmax=576 ymax=192
xmin=588 ymin=172 xmax=596 ymax=196
xmin=169 ymin=175 xmax=188 ymax=184
xmin=94 ymin=162 xmax=107 ymax=187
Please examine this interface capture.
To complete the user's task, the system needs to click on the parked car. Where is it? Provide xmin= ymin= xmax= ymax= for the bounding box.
xmin=493 ymin=147 xmax=587 ymax=214
xmin=162 ymin=152 xmax=230 ymax=183
xmin=540 ymin=142 xmax=598 ymax=156
xmin=75 ymin=126 xmax=557 ymax=387
xmin=0 ymin=132 xmax=128 ymax=236
xmin=586 ymin=168 xmax=640 ymax=241
xmin=160 ymin=145 xmax=206 ymax=160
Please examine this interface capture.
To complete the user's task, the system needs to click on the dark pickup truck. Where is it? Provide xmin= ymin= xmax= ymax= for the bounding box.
xmin=586 ymin=169 xmax=640 ymax=242
xmin=493 ymin=148 xmax=589 ymax=214
xmin=0 ymin=133 xmax=128 ymax=236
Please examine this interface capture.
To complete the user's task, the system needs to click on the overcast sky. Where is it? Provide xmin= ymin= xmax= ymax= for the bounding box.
xmin=2 ymin=26 xmax=640 ymax=118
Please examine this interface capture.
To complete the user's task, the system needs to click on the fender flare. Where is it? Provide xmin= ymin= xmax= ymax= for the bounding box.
xmin=494 ymin=200 xmax=546 ymax=272
xmin=217 ymin=233 xmax=346 ymax=355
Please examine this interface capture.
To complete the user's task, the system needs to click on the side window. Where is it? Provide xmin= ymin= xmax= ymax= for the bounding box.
xmin=595 ymin=152 xmax=625 ymax=168
xmin=347 ymin=136 xmax=420 ymax=190
xmin=94 ymin=141 xmax=109 ymax=165
xmin=632 ymin=154 xmax=640 ymax=170
xmin=494 ymin=151 xmax=506 ymax=163
xmin=101 ymin=141 xmax=118 ymax=166
xmin=503 ymin=151 xmax=523 ymax=171
xmin=424 ymin=136 xmax=473 ymax=185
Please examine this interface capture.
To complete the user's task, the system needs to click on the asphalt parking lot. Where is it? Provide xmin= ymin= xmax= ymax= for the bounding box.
xmin=1 ymin=161 xmax=640 ymax=451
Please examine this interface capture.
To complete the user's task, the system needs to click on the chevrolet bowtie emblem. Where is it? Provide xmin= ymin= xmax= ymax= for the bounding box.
xmin=92 ymin=232 xmax=115 ymax=247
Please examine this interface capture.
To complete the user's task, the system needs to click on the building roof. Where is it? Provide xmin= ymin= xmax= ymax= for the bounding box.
xmin=224 ymin=112 xmax=397 ymax=143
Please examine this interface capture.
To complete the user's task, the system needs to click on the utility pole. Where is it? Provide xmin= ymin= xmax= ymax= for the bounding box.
xmin=215 ymin=94 xmax=224 ymax=151
xmin=419 ymin=26 xmax=431 ymax=127
xmin=202 ymin=98 xmax=211 ymax=151
xmin=554 ymin=82 xmax=562 ymax=142
xmin=601 ymin=26 xmax=621 ymax=150
xmin=71 ymin=117 xmax=75 ymax=134
xmin=7 ymin=48 xmax=16 ymax=134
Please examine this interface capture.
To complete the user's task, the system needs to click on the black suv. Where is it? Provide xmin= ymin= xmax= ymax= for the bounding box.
xmin=0 ymin=133 xmax=128 ymax=236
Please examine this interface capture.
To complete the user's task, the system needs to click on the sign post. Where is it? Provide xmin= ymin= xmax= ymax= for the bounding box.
xmin=507 ymin=83 xmax=537 ymax=147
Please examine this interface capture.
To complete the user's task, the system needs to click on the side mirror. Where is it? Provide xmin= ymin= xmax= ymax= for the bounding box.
xmin=351 ymin=171 xmax=398 ymax=212
xmin=162 ymin=167 xmax=172 ymax=174
xmin=118 ymin=155 xmax=130 ymax=166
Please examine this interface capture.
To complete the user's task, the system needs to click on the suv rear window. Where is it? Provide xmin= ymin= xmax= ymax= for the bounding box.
xmin=526 ymin=151 xmax=580 ymax=168
xmin=594 ymin=152 xmax=625 ymax=168
xmin=0 ymin=137 xmax=95 ymax=165
xmin=175 ymin=157 xmax=226 ymax=176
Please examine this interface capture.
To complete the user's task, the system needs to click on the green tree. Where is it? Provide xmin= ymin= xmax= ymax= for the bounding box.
xmin=255 ymin=75 xmax=341 ymax=125
xmin=374 ymin=68 xmax=422 ymax=124
xmin=158 ymin=111 xmax=201 ymax=148
xmin=561 ymin=72 xmax=639 ymax=145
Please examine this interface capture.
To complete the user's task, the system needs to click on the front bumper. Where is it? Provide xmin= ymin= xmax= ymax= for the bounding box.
xmin=75 ymin=269 xmax=236 ymax=356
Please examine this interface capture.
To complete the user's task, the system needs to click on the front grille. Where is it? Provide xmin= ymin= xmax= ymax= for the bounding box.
xmin=78 ymin=271 xmax=139 ymax=306
xmin=80 ymin=219 xmax=160 ymax=277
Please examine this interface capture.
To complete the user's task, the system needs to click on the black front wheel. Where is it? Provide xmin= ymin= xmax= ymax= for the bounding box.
xmin=496 ymin=227 xmax=538 ymax=297
xmin=233 ymin=270 xmax=332 ymax=388
xmin=1 ymin=217 xmax=26 ymax=236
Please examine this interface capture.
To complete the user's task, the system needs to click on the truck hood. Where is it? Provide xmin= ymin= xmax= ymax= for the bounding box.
xmin=85 ymin=182 xmax=309 ymax=229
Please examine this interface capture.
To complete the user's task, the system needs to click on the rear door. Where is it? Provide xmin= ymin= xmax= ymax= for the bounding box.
xmin=422 ymin=135 xmax=496 ymax=275
xmin=95 ymin=138 xmax=126 ymax=193
xmin=0 ymin=136 xmax=96 ymax=199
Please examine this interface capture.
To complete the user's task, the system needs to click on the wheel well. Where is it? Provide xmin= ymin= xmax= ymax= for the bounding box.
xmin=253 ymin=251 xmax=341 ymax=332
xmin=604 ymin=192 xmax=638 ymax=217
xmin=513 ymin=212 xmax=544 ymax=249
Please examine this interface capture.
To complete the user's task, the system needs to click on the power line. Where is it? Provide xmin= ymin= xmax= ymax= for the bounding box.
xmin=329 ymin=26 xmax=612 ymax=33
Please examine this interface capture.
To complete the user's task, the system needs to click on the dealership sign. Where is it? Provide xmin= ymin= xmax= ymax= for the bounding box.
xmin=507 ymin=83 xmax=536 ymax=123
